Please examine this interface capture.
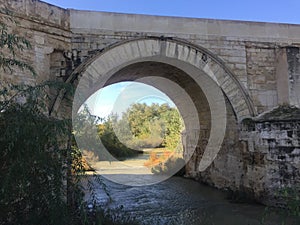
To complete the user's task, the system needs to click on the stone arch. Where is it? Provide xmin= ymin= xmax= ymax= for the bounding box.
xmin=51 ymin=37 xmax=255 ymax=172
xmin=52 ymin=37 xmax=255 ymax=121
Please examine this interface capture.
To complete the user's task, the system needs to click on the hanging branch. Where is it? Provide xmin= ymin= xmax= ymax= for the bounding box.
xmin=0 ymin=6 xmax=36 ymax=77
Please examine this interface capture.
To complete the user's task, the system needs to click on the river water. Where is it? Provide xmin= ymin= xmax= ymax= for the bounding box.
xmin=83 ymin=154 xmax=297 ymax=225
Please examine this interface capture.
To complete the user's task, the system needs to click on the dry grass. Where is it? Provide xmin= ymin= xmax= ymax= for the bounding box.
xmin=143 ymin=151 xmax=173 ymax=167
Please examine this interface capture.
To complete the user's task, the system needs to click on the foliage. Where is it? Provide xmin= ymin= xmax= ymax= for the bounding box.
xmin=0 ymin=45 xmax=76 ymax=225
xmin=99 ymin=103 xmax=184 ymax=152
xmin=275 ymin=186 xmax=300 ymax=224
xmin=74 ymin=107 xmax=140 ymax=160
xmin=73 ymin=105 xmax=106 ymax=160
xmin=93 ymin=102 xmax=184 ymax=159
xmin=261 ymin=186 xmax=300 ymax=225
xmin=0 ymin=7 xmax=36 ymax=76
xmin=0 ymin=7 xmax=73 ymax=224
xmin=0 ymin=7 xmax=137 ymax=225
xmin=97 ymin=114 xmax=142 ymax=159
xmin=0 ymin=98 xmax=71 ymax=225
xmin=159 ymin=106 xmax=184 ymax=151
xmin=278 ymin=186 xmax=300 ymax=218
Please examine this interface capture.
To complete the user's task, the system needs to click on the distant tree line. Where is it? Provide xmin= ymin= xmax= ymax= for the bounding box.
xmin=97 ymin=102 xmax=184 ymax=158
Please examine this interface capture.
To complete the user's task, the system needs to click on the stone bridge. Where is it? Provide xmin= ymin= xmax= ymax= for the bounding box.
xmin=2 ymin=0 xmax=300 ymax=205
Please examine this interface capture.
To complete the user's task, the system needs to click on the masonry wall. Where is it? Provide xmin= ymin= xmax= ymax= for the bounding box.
xmin=69 ymin=9 xmax=300 ymax=113
xmin=70 ymin=34 xmax=287 ymax=116
xmin=0 ymin=0 xmax=71 ymax=86
xmin=287 ymin=47 xmax=300 ymax=106
xmin=240 ymin=106 xmax=300 ymax=205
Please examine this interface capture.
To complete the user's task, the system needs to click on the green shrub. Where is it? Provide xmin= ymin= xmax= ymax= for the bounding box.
xmin=261 ymin=186 xmax=300 ymax=225
xmin=0 ymin=7 xmax=141 ymax=225
xmin=0 ymin=90 xmax=72 ymax=225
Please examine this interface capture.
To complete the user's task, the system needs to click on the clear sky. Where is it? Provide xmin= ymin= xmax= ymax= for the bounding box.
xmin=85 ymin=82 xmax=175 ymax=119
xmin=42 ymin=0 xmax=300 ymax=24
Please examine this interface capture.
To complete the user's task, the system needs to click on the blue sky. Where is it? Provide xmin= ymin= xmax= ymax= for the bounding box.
xmin=86 ymin=82 xmax=175 ymax=118
xmin=43 ymin=0 xmax=300 ymax=24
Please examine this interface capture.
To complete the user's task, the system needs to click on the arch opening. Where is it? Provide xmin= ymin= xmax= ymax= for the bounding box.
xmin=54 ymin=38 xmax=254 ymax=186
xmin=85 ymin=81 xmax=186 ymax=152
xmin=73 ymin=60 xmax=227 ymax=186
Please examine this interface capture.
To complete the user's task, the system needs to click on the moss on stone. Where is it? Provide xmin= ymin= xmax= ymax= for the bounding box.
xmin=255 ymin=105 xmax=300 ymax=122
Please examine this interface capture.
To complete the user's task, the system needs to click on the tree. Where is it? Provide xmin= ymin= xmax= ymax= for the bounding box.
xmin=0 ymin=7 xmax=140 ymax=225
xmin=98 ymin=103 xmax=184 ymax=151
xmin=160 ymin=105 xmax=184 ymax=151
xmin=0 ymin=7 xmax=78 ymax=225
xmin=96 ymin=113 xmax=142 ymax=159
